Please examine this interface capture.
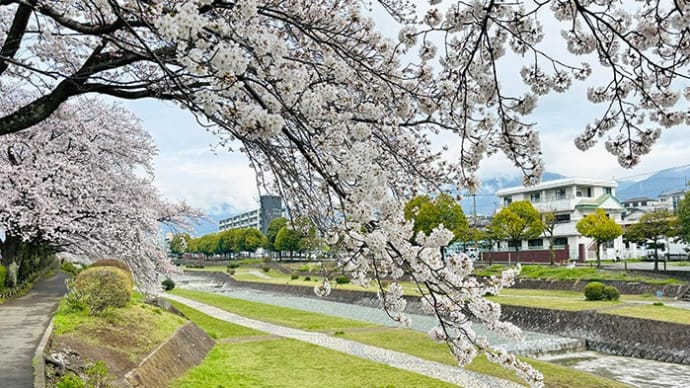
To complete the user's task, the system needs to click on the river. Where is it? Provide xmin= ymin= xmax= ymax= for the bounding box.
xmin=175 ymin=274 xmax=690 ymax=388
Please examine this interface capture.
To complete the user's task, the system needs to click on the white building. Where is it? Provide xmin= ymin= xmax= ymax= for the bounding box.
xmin=495 ymin=178 xmax=626 ymax=261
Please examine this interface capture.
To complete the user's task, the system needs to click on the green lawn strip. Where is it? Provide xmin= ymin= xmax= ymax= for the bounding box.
xmin=52 ymin=296 xmax=186 ymax=362
xmin=169 ymin=288 xmax=374 ymax=331
xmin=487 ymin=295 xmax=622 ymax=311
xmin=170 ymin=339 xmax=457 ymax=388
xmin=166 ymin=299 xmax=263 ymax=339
xmin=339 ymin=329 xmax=628 ymax=388
xmin=599 ymin=304 xmax=690 ymax=324
xmin=182 ymin=265 xmax=228 ymax=272
xmin=476 ymin=265 xmax=686 ymax=285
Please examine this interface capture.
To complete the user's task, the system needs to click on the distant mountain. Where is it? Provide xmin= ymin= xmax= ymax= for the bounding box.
xmin=616 ymin=166 xmax=690 ymax=200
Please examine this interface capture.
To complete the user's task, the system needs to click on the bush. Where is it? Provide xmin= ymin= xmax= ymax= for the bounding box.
xmin=335 ymin=275 xmax=350 ymax=284
xmin=584 ymin=281 xmax=606 ymax=301
xmin=653 ymin=301 xmax=665 ymax=306
xmin=90 ymin=259 xmax=133 ymax=285
xmin=61 ymin=261 xmax=80 ymax=276
xmin=603 ymin=285 xmax=620 ymax=301
xmin=161 ymin=278 xmax=175 ymax=291
xmin=186 ymin=263 xmax=205 ymax=269
xmin=56 ymin=374 xmax=85 ymax=388
xmin=71 ymin=266 xmax=132 ymax=315
xmin=228 ymin=269 xmax=236 ymax=275
xmin=0 ymin=264 xmax=5 ymax=288
xmin=290 ymin=274 xmax=299 ymax=280
xmin=227 ymin=262 xmax=240 ymax=269
xmin=304 ymin=276 xmax=311 ymax=281
xmin=262 ymin=266 xmax=270 ymax=273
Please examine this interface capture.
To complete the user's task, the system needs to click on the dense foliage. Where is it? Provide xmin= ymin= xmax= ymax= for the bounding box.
xmin=576 ymin=209 xmax=624 ymax=268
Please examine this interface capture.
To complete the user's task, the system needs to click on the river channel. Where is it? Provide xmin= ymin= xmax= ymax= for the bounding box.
xmin=175 ymin=274 xmax=690 ymax=388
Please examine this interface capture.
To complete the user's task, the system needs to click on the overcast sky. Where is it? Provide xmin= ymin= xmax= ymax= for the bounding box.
xmin=120 ymin=4 xmax=690 ymax=219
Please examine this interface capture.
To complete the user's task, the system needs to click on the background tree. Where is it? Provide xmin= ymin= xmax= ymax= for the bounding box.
xmin=541 ymin=211 xmax=558 ymax=266
xmin=240 ymin=228 xmax=267 ymax=255
xmin=274 ymin=227 xmax=302 ymax=259
xmin=576 ymin=209 xmax=624 ymax=269
xmin=265 ymin=217 xmax=289 ymax=253
xmin=404 ymin=194 xmax=469 ymax=245
xmin=677 ymin=192 xmax=690 ymax=245
xmin=169 ymin=233 xmax=190 ymax=258
xmin=490 ymin=201 xmax=544 ymax=262
xmin=218 ymin=228 xmax=240 ymax=259
xmin=625 ymin=209 xmax=677 ymax=272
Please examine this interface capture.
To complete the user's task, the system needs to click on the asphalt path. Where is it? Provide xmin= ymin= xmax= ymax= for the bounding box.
xmin=0 ymin=272 xmax=67 ymax=388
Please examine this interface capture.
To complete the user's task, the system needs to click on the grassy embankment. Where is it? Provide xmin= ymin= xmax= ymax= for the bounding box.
xmin=52 ymin=292 xmax=186 ymax=363
xmin=167 ymin=288 xmax=629 ymax=388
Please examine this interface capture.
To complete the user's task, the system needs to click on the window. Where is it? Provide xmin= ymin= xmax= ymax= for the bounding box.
xmin=554 ymin=237 xmax=568 ymax=246
xmin=507 ymin=240 xmax=519 ymax=248
xmin=576 ymin=186 xmax=592 ymax=197
xmin=554 ymin=188 xmax=566 ymax=200
xmin=529 ymin=192 xmax=541 ymax=203
xmin=604 ymin=187 xmax=612 ymax=195
xmin=555 ymin=214 xmax=570 ymax=223
xmin=528 ymin=239 xmax=543 ymax=248
xmin=503 ymin=196 xmax=512 ymax=206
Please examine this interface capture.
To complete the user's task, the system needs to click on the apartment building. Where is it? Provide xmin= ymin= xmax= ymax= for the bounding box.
xmin=218 ymin=195 xmax=283 ymax=234
xmin=495 ymin=178 xmax=626 ymax=261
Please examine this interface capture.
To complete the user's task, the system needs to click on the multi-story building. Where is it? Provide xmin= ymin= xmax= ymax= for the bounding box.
xmin=219 ymin=195 xmax=283 ymax=234
xmin=495 ymin=178 xmax=626 ymax=261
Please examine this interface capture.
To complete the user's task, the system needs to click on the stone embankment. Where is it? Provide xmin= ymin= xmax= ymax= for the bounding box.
xmin=187 ymin=270 xmax=690 ymax=366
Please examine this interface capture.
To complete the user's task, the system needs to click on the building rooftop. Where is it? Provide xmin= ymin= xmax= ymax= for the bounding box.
xmin=496 ymin=177 xmax=618 ymax=196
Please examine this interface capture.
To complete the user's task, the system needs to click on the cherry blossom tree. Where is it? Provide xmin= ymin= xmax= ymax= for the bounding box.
xmin=1 ymin=1 xmax=689 ymax=385
xmin=0 ymin=96 xmax=200 ymax=287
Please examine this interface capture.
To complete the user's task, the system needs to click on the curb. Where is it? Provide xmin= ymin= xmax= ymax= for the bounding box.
xmin=33 ymin=317 xmax=54 ymax=388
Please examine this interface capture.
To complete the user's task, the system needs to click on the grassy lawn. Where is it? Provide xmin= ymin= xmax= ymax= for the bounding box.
xmin=52 ymin=293 xmax=186 ymax=361
xmin=340 ymin=329 xmax=628 ymax=388
xmin=486 ymin=294 xmax=622 ymax=311
xmin=169 ymin=288 xmax=374 ymax=331
xmin=169 ymin=289 xmax=629 ymax=388
xmin=167 ymin=300 xmax=262 ymax=339
xmin=182 ymin=265 xmax=228 ymax=272
xmin=600 ymin=304 xmax=690 ymax=324
xmin=170 ymin=339 xmax=458 ymax=388
xmin=476 ymin=264 xmax=686 ymax=285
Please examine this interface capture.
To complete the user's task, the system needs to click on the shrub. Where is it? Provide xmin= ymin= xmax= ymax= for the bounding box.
xmin=262 ymin=266 xmax=270 ymax=272
xmin=90 ymin=259 xmax=133 ymax=286
xmin=0 ymin=264 xmax=5 ymax=288
xmin=335 ymin=275 xmax=350 ymax=284
xmin=603 ymin=285 xmax=620 ymax=301
xmin=161 ymin=278 xmax=175 ymax=291
xmin=228 ymin=269 xmax=236 ymax=275
xmin=71 ymin=266 xmax=132 ymax=315
xmin=290 ymin=274 xmax=299 ymax=280
xmin=653 ymin=301 xmax=665 ymax=306
xmin=227 ymin=262 xmax=240 ymax=269
xmin=584 ymin=281 xmax=606 ymax=301
xmin=304 ymin=276 xmax=311 ymax=281
xmin=56 ymin=374 xmax=85 ymax=388
xmin=61 ymin=261 xmax=80 ymax=276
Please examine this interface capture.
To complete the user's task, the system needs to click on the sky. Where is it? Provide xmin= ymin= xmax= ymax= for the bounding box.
xmin=120 ymin=3 xmax=690 ymax=223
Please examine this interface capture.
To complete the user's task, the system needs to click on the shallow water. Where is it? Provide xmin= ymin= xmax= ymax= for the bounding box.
xmin=175 ymin=274 xmax=690 ymax=387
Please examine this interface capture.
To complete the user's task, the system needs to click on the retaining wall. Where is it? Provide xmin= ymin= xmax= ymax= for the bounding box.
xmin=511 ymin=278 xmax=686 ymax=298
xmin=124 ymin=322 xmax=214 ymax=388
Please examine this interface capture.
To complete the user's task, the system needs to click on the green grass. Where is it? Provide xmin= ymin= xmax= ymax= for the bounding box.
xmin=486 ymin=294 xmax=622 ymax=311
xmin=340 ymin=329 xmax=628 ymax=388
xmin=170 ymin=339 xmax=458 ymax=388
xmin=52 ymin=295 xmax=186 ymax=361
xmin=169 ymin=288 xmax=374 ymax=331
xmin=166 ymin=300 xmax=262 ymax=339
xmin=183 ymin=265 xmax=228 ymax=272
xmin=476 ymin=264 xmax=686 ymax=285
xmin=600 ymin=304 xmax=690 ymax=324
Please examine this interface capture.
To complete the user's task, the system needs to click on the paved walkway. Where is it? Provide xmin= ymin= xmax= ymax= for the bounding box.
xmin=164 ymin=294 xmax=523 ymax=388
xmin=0 ymin=272 xmax=67 ymax=388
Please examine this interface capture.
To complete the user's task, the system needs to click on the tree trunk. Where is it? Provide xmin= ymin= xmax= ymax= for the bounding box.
xmin=514 ymin=241 xmax=520 ymax=263
xmin=653 ymin=238 xmax=659 ymax=272
xmin=596 ymin=242 xmax=601 ymax=269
